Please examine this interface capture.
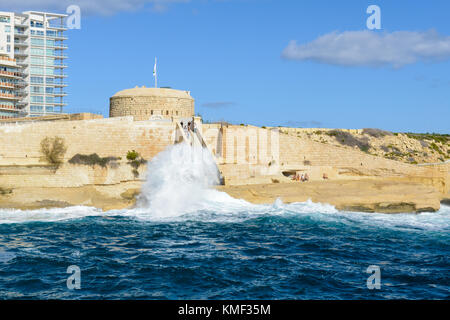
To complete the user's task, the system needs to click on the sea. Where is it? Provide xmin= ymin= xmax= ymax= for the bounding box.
xmin=0 ymin=143 xmax=448 ymax=299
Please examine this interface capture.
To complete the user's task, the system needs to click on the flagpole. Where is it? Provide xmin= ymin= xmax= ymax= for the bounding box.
xmin=154 ymin=57 xmax=157 ymax=88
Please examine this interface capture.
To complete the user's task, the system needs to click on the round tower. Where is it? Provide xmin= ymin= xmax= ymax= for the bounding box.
xmin=110 ymin=86 xmax=194 ymax=120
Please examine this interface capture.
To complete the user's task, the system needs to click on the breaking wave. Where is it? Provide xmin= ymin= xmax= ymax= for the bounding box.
xmin=0 ymin=142 xmax=448 ymax=233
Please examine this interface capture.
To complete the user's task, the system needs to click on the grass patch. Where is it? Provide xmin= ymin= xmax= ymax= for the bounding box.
xmin=406 ymin=132 xmax=450 ymax=144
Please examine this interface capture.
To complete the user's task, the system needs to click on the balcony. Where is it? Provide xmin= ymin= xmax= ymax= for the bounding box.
xmin=15 ymin=101 xmax=27 ymax=107
xmin=15 ymin=90 xmax=28 ymax=97
xmin=0 ymin=93 xmax=20 ymax=100
xmin=15 ymin=21 xmax=29 ymax=28
xmin=0 ymin=104 xmax=20 ymax=113
xmin=47 ymin=25 xmax=68 ymax=31
xmin=53 ymin=54 xmax=68 ymax=59
xmin=16 ymin=60 xmax=27 ymax=67
xmin=0 ymin=82 xmax=15 ymax=89
xmin=49 ymin=44 xmax=68 ymax=50
xmin=16 ymin=70 xmax=28 ymax=77
xmin=53 ymin=64 xmax=68 ymax=68
xmin=0 ymin=56 xmax=16 ymax=63
xmin=14 ymin=81 xmax=28 ymax=88
xmin=14 ymin=31 xmax=28 ymax=38
xmin=48 ymin=35 xmax=68 ymax=40
xmin=50 ymin=92 xmax=67 ymax=96
xmin=47 ymin=102 xmax=67 ymax=106
xmin=14 ymin=40 xmax=28 ymax=47
xmin=53 ymin=74 xmax=67 ymax=78
xmin=14 ymin=51 xmax=28 ymax=57
xmin=0 ymin=71 xmax=21 ymax=78
xmin=50 ymin=82 xmax=67 ymax=87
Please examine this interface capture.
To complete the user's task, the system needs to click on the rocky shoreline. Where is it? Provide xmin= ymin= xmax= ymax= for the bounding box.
xmin=0 ymin=178 xmax=447 ymax=214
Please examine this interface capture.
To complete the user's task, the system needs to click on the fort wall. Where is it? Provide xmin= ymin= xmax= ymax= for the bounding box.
xmin=0 ymin=116 xmax=175 ymax=166
xmin=0 ymin=118 xmax=447 ymax=196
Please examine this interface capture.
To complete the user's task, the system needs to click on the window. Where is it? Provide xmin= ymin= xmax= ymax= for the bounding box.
xmin=31 ymin=86 xmax=44 ymax=93
xmin=30 ymin=105 xmax=44 ymax=112
xmin=6 ymin=35 xmax=10 ymax=42
xmin=31 ymin=57 xmax=44 ymax=65
xmin=31 ymin=38 xmax=44 ymax=46
xmin=45 ymin=87 xmax=53 ymax=94
xmin=30 ymin=67 xmax=44 ymax=75
xmin=46 ymin=106 xmax=54 ymax=112
xmin=46 ymin=49 xmax=55 ymax=56
xmin=6 ymin=45 xmax=10 ymax=53
xmin=30 ymin=76 xmax=44 ymax=84
xmin=46 ymin=96 xmax=54 ymax=103
xmin=46 ymin=77 xmax=54 ymax=84
xmin=31 ymin=48 xmax=44 ymax=55
xmin=31 ymin=30 xmax=44 ymax=36
xmin=4 ymin=25 xmax=11 ymax=33
xmin=30 ymin=21 xmax=44 ymax=28
xmin=46 ymin=40 xmax=55 ymax=47
xmin=31 ymin=96 xmax=44 ymax=103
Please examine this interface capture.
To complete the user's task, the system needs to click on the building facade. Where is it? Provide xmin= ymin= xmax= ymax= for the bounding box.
xmin=0 ymin=11 xmax=68 ymax=118
xmin=0 ymin=55 xmax=22 ymax=118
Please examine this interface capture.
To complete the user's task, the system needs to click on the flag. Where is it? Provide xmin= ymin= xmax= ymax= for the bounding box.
xmin=153 ymin=57 xmax=157 ymax=77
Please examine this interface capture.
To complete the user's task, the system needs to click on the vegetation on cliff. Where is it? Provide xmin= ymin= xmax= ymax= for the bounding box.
xmin=126 ymin=150 xmax=147 ymax=178
xmin=68 ymin=153 xmax=120 ymax=168
xmin=279 ymin=127 xmax=449 ymax=164
xmin=40 ymin=136 xmax=67 ymax=166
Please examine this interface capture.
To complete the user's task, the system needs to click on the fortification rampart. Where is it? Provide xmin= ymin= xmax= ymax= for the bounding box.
xmin=0 ymin=116 xmax=175 ymax=166
xmin=0 ymin=118 xmax=447 ymax=196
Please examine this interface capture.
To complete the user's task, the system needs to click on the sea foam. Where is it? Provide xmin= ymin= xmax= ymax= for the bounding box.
xmin=0 ymin=142 xmax=448 ymax=233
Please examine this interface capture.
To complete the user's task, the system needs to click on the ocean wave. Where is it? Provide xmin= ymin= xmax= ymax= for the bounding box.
xmin=0 ymin=142 xmax=448 ymax=233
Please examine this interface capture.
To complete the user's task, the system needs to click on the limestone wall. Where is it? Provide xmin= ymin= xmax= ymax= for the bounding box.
xmin=279 ymin=133 xmax=431 ymax=175
xmin=110 ymin=95 xmax=194 ymax=121
xmin=202 ymin=124 xmax=280 ymax=183
xmin=0 ymin=116 xmax=175 ymax=165
xmin=0 ymin=162 xmax=146 ymax=188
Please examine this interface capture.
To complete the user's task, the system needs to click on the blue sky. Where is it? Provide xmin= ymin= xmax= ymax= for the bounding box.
xmin=11 ymin=0 xmax=450 ymax=133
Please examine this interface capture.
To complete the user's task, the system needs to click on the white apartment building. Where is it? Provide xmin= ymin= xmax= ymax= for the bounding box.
xmin=0 ymin=11 xmax=68 ymax=118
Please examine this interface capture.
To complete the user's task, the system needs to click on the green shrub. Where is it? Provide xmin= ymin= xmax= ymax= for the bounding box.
xmin=126 ymin=151 xmax=147 ymax=178
xmin=40 ymin=136 xmax=67 ymax=166
xmin=0 ymin=187 xmax=12 ymax=195
xmin=69 ymin=153 xmax=119 ymax=167
xmin=126 ymin=150 xmax=139 ymax=161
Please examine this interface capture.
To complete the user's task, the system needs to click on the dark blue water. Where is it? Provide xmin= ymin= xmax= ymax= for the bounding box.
xmin=0 ymin=201 xmax=448 ymax=299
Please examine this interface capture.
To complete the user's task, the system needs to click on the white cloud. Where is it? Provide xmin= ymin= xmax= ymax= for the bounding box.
xmin=282 ymin=30 xmax=450 ymax=68
xmin=0 ymin=0 xmax=190 ymax=15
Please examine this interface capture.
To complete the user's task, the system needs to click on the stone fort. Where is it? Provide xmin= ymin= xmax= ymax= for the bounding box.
xmin=0 ymin=86 xmax=448 ymax=198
